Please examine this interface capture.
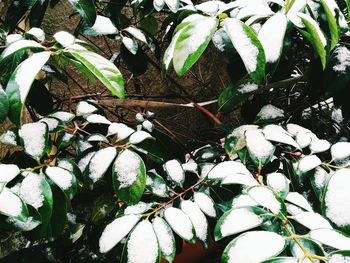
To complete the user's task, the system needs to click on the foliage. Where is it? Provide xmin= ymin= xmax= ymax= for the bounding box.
xmin=1 ymin=0 xmax=350 ymax=261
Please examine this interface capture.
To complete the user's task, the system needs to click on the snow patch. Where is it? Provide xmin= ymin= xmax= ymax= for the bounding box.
xmin=19 ymin=172 xmax=44 ymax=209
xmin=194 ymin=192 xmax=216 ymax=218
xmin=88 ymin=147 xmax=117 ymax=183
xmin=164 ymin=207 xmax=194 ymax=241
xmin=114 ymin=150 xmax=142 ymax=188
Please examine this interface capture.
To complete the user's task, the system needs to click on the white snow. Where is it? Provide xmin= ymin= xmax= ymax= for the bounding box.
xmin=266 ymin=172 xmax=289 ymax=193
xmin=332 ymin=108 xmax=343 ymax=123
xmin=298 ymin=155 xmax=321 ymax=173
xmin=78 ymin=151 xmax=95 ymax=173
xmin=53 ymin=31 xmax=75 ymax=47
xmin=195 ymin=1 xmax=225 ymax=16
xmin=90 ymin=16 xmax=118 ymax=35
xmin=19 ymin=172 xmax=44 ymax=209
xmin=193 ymin=192 xmax=216 ymax=218
xmin=152 ymin=217 xmax=174 ymax=258
xmin=142 ymin=120 xmax=154 ymax=132
xmin=285 ymin=192 xmax=313 ymax=212
xmin=127 ymin=221 xmax=158 ymax=263
xmin=231 ymin=194 xmax=258 ymax=208
xmin=5 ymin=34 xmax=22 ymax=46
xmin=207 ymin=161 xmax=251 ymax=180
xmin=88 ymin=147 xmax=117 ymax=183
xmin=324 ymin=168 xmax=350 ymax=227
xmin=87 ymin=134 xmax=107 ymax=142
xmin=220 ymin=207 xmax=263 ymax=238
xmin=99 ymin=214 xmax=140 ymax=253
xmin=256 ymin=104 xmax=285 ymax=121
xmin=13 ymin=51 xmax=50 ymax=103
xmin=181 ymin=200 xmax=208 ymax=242
xmin=86 ymin=114 xmax=111 ymax=125
xmin=309 ymin=138 xmax=330 ymax=153
xmin=0 ymin=164 xmax=20 ymax=183
xmin=224 ymin=18 xmax=259 ymax=72
xmin=296 ymin=132 xmax=313 ymax=148
xmin=248 ymin=186 xmax=281 ymax=214
xmin=200 ymin=163 xmax=215 ymax=178
xmin=309 ymin=228 xmax=350 ymax=250
xmin=77 ymin=139 xmax=92 ymax=152
xmin=329 ymin=254 xmax=350 ymax=263
xmin=58 ymin=159 xmax=74 ymax=172
xmin=225 ymin=231 xmax=285 ymax=263
xmin=263 ymin=125 xmax=300 ymax=149
xmin=286 ymin=203 xmax=304 ymax=216
xmin=313 ymin=166 xmax=328 ymax=189
xmin=164 ymin=207 xmax=194 ymax=241
xmin=76 ymin=101 xmax=98 ymax=116
xmin=221 ymin=172 xmax=258 ymax=186
xmin=135 ymin=113 xmax=144 ymax=123
xmin=331 ymin=142 xmax=350 ymax=161
xmin=0 ymin=187 xmax=23 ymax=217
xmin=293 ymin=211 xmax=333 ymax=230
xmin=153 ymin=0 xmax=165 ymax=11
xmin=45 ymin=166 xmax=73 ymax=190
xmin=245 ymin=129 xmax=275 ymax=162
xmin=258 ymin=12 xmax=287 ymax=63
xmin=114 ymin=150 xmax=142 ymax=188
xmin=333 ymin=46 xmax=350 ymax=73
xmin=182 ymin=160 xmax=198 ymax=173
xmin=6 ymin=216 xmax=40 ymax=231
xmin=237 ymin=82 xmax=258 ymax=94
xmin=0 ymin=130 xmax=17 ymax=146
xmin=1 ymin=39 xmax=42 ymax=59
xmin=18 ymin=122 xmax=47 ymax=160
xmin=164 ymin=159 xmax=184 ymax=186
xmin=129 ymin=131 xmax=153 ymax=144
xmin=107 ymin=123 xmax=135 ymax=140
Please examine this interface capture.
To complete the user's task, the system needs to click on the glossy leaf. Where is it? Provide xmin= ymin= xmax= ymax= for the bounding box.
xmin=68 ymin=0 xmax=96 ymax=26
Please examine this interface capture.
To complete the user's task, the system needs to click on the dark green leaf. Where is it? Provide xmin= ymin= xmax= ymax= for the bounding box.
xmin=68 ymin=0 xmax=97 ymax=26
xmin=0 ymin=87 xmax=9 ymax=123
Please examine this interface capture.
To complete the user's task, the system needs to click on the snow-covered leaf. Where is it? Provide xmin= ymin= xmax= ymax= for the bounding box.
xmin=126 ymin=220 xmax=159 ymax=263
xmin=164 ymin=159 xmax=184 ymax=187
xmin=258 ymin=12 xmax=287 ymax=64
xmin=86 ymin=114 xmax=111 ymax=125
xmin=263 ymin=125 xmax=300 ymax=150
xmin=86 ymin=147 xmax=117 ymax=183
xmin=293 ymin=211 xmax=332 ymax=230
xmin=309 ymin=228 xmax=350 ymax=250
xmin=164 ymin=207 xmax=195 ymax=242
xmin=207 ymin=160 xmax=251 ymax=180
xmin=181 ymin=200 xmax=209 ymax=245
xmin=0 ymin=164 xmax=20 ymax=184
xmin=76 ymin=101 xmax=98 ymax=116
xmin=193 ymin=192 xmax=216 ymax=218
xmin=6 ymin=52 xmax=50 ymax=126
xmin=129 ymin=131 xmax=154 ymax=144
xmin=0 ymin=187 xmax=28 ymax=221
xmin=171 ymin=15 xmax=218 ymax=76
xmin=146 ymin=170 xmax=169 ymax=198
xmin=164 ymin=0 xmax=180 ymax=12
xmin=256 ymin=104 xmax=285 ymax=123
xmin=48 ymin=111 xmax=75 ymax=123
xmin=112 ymin=150 xmax=146 ymax=204
xmin=297 ymin=155 xmax=321 ymax=173
xmin=86 ymin=133 xmax=108 ymax=143
xmin=124 ymin=202 xmax=154 ymax=215
xmin=285 ymin=192 xmax=313 ymax=212
xmin=99 ymin=214 xmax=140 ymax=253
xmin=330 ymin=142 xmax=350 ymax=161
xmin=122 ymin=36 xmax=138 ymax=55
xmin=245 ymin=129 xmax=275 ymax=167
xmin=0 ymin=129 xmax=18 ymax=146
xmin=289 ymin=238 xmax=325 ymax=262
xmin=328 ymin=251 xmax=350 ymax=263
xmin=153 ymin=0 xmax=165 ymax=11
xmin=309 ymin=138 xmax=330 ymax=153
xmin=323 ymin=168 xmax=350 ymax=231
xmin=152 ymin=217 xmax=176 ymax=262
xmin=18 ymin=122 xmax=48 ymax=160
xmin=53 ymin=31 xmax=76 ymax=47
xmin=107 ymin=123 xmax=135 ymax=140
xmin=214 ymin=206 xmax=270 ymax=241
xmin=0 ymin=40 xmax=44 ymax=62
xmin=45 ymin=166 xmax=77 ymax=199
xmin=266 ymin=173 xmax=290 ymax=196
xmin=221 ymin=231 xmax=286 ymax=263
xmin=247 ymin=186 xmax=283 ymax=214
xmin=224 ymin=18 xmax=266 ymax=83
xmin=68 ymin=0 xmax=96 ymax=27
xmin=39 ymin=117 xmax=61 ymax=132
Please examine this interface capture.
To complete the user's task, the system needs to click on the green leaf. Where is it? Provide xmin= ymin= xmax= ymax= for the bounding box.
xmin=140 ymin=16 xmax=158 ymax=35
xmin=65 ymin=56 xmax=97 ymax=84
xmin=320 ymin=0 xmax=339 ymax=50
xmin=290 ymin=238 xmax=325 ymax=261
xmin=68 ymin=49 xmax=124 ymax=99
xmin=214 ymin=206 xmax=271 ymax=241
xmin=172 ymin=15 xmax=218 ymax=76
xmin=296 ymin=13 xmax=327 ymax=69
xmin=322 ymin=168 xmax=350 ymax=232
xmin=0 ymin=187 xmax=29 ymax=221
xmin=112 ymin=150 xmax=146 ymax=204
xmin=68 ymin=0 xmax=96 ymax=26
xmin=0 ymin=87 xmax=9 ymax=123
xmin=48 ymin=184 xmax=67 ymax=238
xmin=18 ymin=122 xmax=49 ymax=160
xmin=224 ymin=18 xmax=266 ymax=83
xmin=6 ymin=51 xmax=50 ymax=126
xmin=221 ymin=231 xmax=286 ymax=263
xmin=218 ymin=80 xmax=259 ymax=112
